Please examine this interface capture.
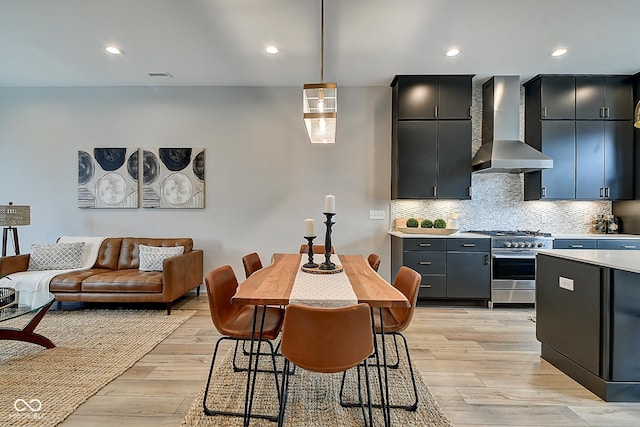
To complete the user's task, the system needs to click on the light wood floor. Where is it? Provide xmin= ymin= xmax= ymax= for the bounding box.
xmin=58 ymin=291 xmax=640 ymax=426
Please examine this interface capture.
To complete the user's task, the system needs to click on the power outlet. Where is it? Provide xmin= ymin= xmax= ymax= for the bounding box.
xmin=559 ymin=276 xmax=574 ymax=291
xmin=369 ymin=210 xmax=386 ymax=220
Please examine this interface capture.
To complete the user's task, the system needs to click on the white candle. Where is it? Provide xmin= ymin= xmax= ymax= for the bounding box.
xmin=304 ymin=218 xmax=315 ymax=237
xmin=324 ymin=194 xmax=335 ymax=214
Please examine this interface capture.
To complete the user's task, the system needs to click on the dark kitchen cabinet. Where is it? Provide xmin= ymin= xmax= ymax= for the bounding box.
xmin=391 ymin=236 xmax=490 ymax=301
xmin=524 ymin=121 xmax=576 ymax=200
xmin=553 ymin=238 xmax=640 ymax=250
xmin=391 ymin=75 xmax=474 ymax=200
xmin=524 ymin=74 xmax=634 ymax=201
xmin=576 ymin=76 xmax=633 ymax=120
xmin=576 ymin=121 xmax=633 ymax=199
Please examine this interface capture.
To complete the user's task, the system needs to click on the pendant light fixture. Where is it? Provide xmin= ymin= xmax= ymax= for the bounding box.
xmin=303 ymin=0 xmax=337 ymax=144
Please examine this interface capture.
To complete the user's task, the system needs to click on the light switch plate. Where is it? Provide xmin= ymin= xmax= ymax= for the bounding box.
xmin=559 ymin=276 xmax=574 ymax=291
xmin=369 ymin=210 xmax=386 ymax=220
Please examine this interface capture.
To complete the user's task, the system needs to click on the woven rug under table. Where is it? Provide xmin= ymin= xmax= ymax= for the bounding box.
xmin=182 ymin=337 xmax=452 ymax=426
xmin=0 ymin=308 xmax=195 ymax=426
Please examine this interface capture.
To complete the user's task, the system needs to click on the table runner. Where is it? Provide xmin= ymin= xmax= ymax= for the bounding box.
xmin=288 ymin=254 xmax=358 ymax=307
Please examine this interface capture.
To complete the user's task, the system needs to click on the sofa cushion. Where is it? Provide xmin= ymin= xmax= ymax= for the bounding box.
xmin=50 ymin=269 xmax=113 ymax=292
xmin=27 ymin=242 xmax=85 ymax=271
xmin=138 ymin=245 xmax=184 ymax=271
xmin=117 ymin=238 xmax=193 ymax=270
xmin=81 ymin=269 xmax=163 ymax=293
xmin=94 ymin=238 xmax=123 ymax=270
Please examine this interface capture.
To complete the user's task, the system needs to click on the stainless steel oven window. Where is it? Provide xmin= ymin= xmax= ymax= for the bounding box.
xmin=492 ymin=256 xmax=536 ymax=281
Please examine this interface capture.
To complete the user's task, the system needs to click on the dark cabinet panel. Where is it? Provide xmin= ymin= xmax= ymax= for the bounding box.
xmin=553 ymin=239 xmax=597 ymax=249
xmin=603 ymin=121 xmax=634 ymax=199
xmin=403 ymin=251 xmax=446 ymax=275
xmin=437 ymin=121 xmax=472 ymax=199
xmin=396 ymin=76 xmax=438 ymax=119
xmin=540 ymin=76 xmax=576 ymax=119
xmin=438 ymin=76 xmax=473 ymax=119
xmin=395 ymin=121 xmax=438 ymax=198
xmin=540 ymin=121 xmax=576 ymax=199
xmin=446 ymin=252 xmax=490 ymax=298
xmin=576 ymin=76 xmax=633 ymax=120
xmin=576 ymin=121 xmax=605 ymax=199
xmin=597 ymin=239 xmax=640 ymax=250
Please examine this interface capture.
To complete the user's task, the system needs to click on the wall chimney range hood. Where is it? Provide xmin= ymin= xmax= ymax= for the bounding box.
xmin=472 ymin=76 xmax=553 ymax=174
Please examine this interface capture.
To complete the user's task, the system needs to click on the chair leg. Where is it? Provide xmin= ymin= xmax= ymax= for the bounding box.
xmin=277 ymin=359 xmax=291 ymax=427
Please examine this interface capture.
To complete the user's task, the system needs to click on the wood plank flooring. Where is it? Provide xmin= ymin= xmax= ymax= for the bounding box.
xmin=59 ymin=292 xmax=640 ymax=426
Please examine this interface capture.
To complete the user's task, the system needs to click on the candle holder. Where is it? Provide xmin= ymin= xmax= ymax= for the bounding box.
xmin=319 ymin=212 xmax=336 ymax=270
xmin=302 ymin=236 xmax=319 ymax=268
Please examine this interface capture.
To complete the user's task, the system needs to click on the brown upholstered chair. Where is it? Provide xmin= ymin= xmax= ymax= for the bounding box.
xmin=202 ymin=265 xmax=284 ymax=421
xmin=242 ymin=252 xmax=263 ymax=279
xmin=340 ymin=266 xmax=420 ymax=411
xmin=278 ymin=303 xmax=374 ymax=426
xmin=299 ymin=244 xmax=335 ymax=255
xmin=367 ymin=253 xmax=381 ymax=272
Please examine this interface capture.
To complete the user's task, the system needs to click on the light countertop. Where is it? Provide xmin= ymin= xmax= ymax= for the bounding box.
xmin=388 ymin=231 xmax=490 ymax=239
xmin=536 ymin=249 xmax=640 ymax=274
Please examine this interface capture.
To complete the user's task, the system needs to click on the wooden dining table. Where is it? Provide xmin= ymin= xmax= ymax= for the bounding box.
xmin=232 ymin=253 xmax=409 ymax=426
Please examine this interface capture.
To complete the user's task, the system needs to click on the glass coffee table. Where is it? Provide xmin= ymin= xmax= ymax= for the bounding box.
xmin=0 ymin=289 xmax=56 ymax=348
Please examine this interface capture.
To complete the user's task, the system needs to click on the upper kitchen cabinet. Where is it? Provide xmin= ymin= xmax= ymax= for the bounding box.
xmin=393 ymin=75 xmax=473 ymax=120
xmin=576 ymin=76 xmax=633 ymax=120
xmin=391 ymin=75 xmax=474 ymax=199
xmin=527 ymin=75 xmax=576 ymax=120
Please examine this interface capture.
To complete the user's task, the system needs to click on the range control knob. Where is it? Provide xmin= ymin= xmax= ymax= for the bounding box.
xmin=536 ymin=242 xmax=545 ymax=248
xmin=524 ymin=242 xmax=532 ymax=248
xmin=503 ymin=242 xmax=512 ymax=248
xmin=511 ymin=242 xmax=519 ymax=248
xmin=516 ymin=242 xmax=525 ymax=248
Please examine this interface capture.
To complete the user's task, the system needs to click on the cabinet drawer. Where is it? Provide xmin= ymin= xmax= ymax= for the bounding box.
xmin=446 ymin=238 xmax=490 ymax=252
xmin=402 ymin=238 xmax=446 ymax=251
xmin=597 ymin=239 xmax=640 ymax=250
xmin=554 ymin=239 xmax=597 ymax=249
xmin=403 ymin=251 xmax=446 ymax=274
xmin=417 ymin=275 xmax=446 ymax=298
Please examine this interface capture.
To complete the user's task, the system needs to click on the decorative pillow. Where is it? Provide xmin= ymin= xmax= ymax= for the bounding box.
xmin=138 ymin=245 xmax=184 ymax=272
xmin=27 ymin=242 xmax=86 ymax=271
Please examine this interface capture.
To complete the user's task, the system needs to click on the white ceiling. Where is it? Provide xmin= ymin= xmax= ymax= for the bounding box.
xmin=2 ymin=0 xmax=639 ymax=87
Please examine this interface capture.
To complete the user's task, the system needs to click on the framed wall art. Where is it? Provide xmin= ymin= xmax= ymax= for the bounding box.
xmin=78 ymin=148 xmax=139 ymax=208
xmin=141 ymin=147 xmax=205 ymax=208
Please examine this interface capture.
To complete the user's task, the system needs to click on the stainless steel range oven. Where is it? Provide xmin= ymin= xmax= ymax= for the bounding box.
xmin=468 ymin=231 xmax=553 ymax=307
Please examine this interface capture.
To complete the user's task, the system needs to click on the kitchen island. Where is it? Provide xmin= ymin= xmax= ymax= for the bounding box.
xmin=535 ymin=249 xmax=640 ymax=401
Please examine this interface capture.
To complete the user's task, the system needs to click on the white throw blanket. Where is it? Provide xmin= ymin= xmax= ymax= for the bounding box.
xmin=0 ymin=236 xmax=107 ymax=292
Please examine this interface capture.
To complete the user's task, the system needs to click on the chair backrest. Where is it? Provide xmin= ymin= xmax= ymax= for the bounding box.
xmin=389 ymin=266 xmax=421 ymax=332
xmin=204 ymin=265 xmax=240 ymax=336
xmin=242 ymin=252 xmax=263 ymax=279
xmin=299 ymin=244 xmax=335 ymax=255
xmin=367 ymin=253 xmax=381 ymax=272
xmin=280 ymin=303 xmax=373 ymax=374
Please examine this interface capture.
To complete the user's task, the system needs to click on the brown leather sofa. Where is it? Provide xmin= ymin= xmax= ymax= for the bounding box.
xmin=0 ymin=237 xmax=203 ymax=314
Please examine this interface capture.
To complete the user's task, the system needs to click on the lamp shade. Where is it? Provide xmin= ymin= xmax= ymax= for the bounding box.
xmin=635 ymin=100 xmax=640 ymax=129
xmin=303 ymin=83 xmax=337 ymax=143
xmin=0 ymin=204 xmax=30 ymax=227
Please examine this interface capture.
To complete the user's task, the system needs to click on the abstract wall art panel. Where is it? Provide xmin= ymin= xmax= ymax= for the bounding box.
xmin=142 ymin=147 xmax=205 ymax=208
xmin=78 ymin=148 xmax=139 ymax=208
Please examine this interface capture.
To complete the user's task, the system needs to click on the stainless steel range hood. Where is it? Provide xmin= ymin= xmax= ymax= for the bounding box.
xmin=472 ymin=76 xmax=553 ymax=174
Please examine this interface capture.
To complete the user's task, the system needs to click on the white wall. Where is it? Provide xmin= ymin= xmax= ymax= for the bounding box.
xmin=0 ymin=86 xmax=393 ymax=280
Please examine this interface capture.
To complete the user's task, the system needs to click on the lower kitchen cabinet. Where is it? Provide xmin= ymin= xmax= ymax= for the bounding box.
xmin=554 ymin=238 xmax=640 ymax=250
xmin=391 ymin=236 xmax=490 ymax=300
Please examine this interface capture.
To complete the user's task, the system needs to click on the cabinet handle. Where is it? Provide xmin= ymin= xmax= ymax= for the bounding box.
xmin=468 ymin=186 xmax=472 ymax=197
xmin=569 ymin=245 xmax=584 ymax=248
xmin=434 ymin=106 xmax=438 ymax=118
xmin=420 ymin=284 xmax=432 ymax=289
xmin=418 ymin=243 xmax=432 ymax=247
xmin=484 ymin=254 xmax=489 ymax=265
xmin=600 ymin=188 xmax=604 ymax=197
xmin=541 ymin=187 xmax=546 ymax=198
xmin=542 ymin=107 xmax=547 ymax=118
xmin=605 ymin=187 xmax=610 ymax=198
xmin=605 ymin=107 xmax=610 ymax=118
xmin=623 ymin=245 xmax=637 ymax=249
xmin=419 ymin=261 xmax=432 ymax=265
xmin=433 ymin=186 xmax=437 ymax=197
xmin=600 ymin=107 xmax=605 ymax=118
xmin=468 ymin=106 xmax=472 ymax=118
xmin=462 ymin=244 xmax=476 ymax=247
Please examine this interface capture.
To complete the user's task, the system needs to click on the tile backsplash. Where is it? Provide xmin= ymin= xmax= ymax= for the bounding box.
xmin=390 ymin=81 xmax=611 ymax=234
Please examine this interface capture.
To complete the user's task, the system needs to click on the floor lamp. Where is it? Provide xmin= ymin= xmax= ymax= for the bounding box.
xmin=0 ymin=203 xmax=30 ymax=256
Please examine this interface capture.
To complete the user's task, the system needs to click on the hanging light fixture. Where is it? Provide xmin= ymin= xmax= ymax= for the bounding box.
xmin=303 ymin=0 xmax=337 ymax=144
xmin=634 ymin=100 xmax=640 ymax=128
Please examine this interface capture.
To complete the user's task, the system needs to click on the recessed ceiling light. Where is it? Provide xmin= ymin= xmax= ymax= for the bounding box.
xmin=551 ymin=48 xmax=567 ymax=57
xmin=446 ymin=48 xmax=460 ymax=57
xmin=265 ymin=46 xmax=279 ymax=55
xmin=105 ymin=45 xmax=123 ymax=55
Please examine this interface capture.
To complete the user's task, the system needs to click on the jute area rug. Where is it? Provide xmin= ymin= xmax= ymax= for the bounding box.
xmin=0 ymin=308 xmax=195 ymax=427
xmin=182 ymin=340 xmax=452 ymax=426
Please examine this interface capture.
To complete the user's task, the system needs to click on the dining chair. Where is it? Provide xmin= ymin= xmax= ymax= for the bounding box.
xmin=299 ymin=244 xmax=335 ymax=254
xmin=277 ymin=303 xmax=374 ymax=427
xmin=367 ymin=253 xmax=381 ymax=272
xmin=340 ymin=265 xmax=421 ymax=412
xmin=242 ymin=252 xmax=263 ymax=279
xmin=202 ymin=265 xmax=284 ymax=421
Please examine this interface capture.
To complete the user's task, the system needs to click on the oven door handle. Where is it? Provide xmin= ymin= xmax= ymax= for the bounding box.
xmin=492 ymin=252 xmax=537 ymax=259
